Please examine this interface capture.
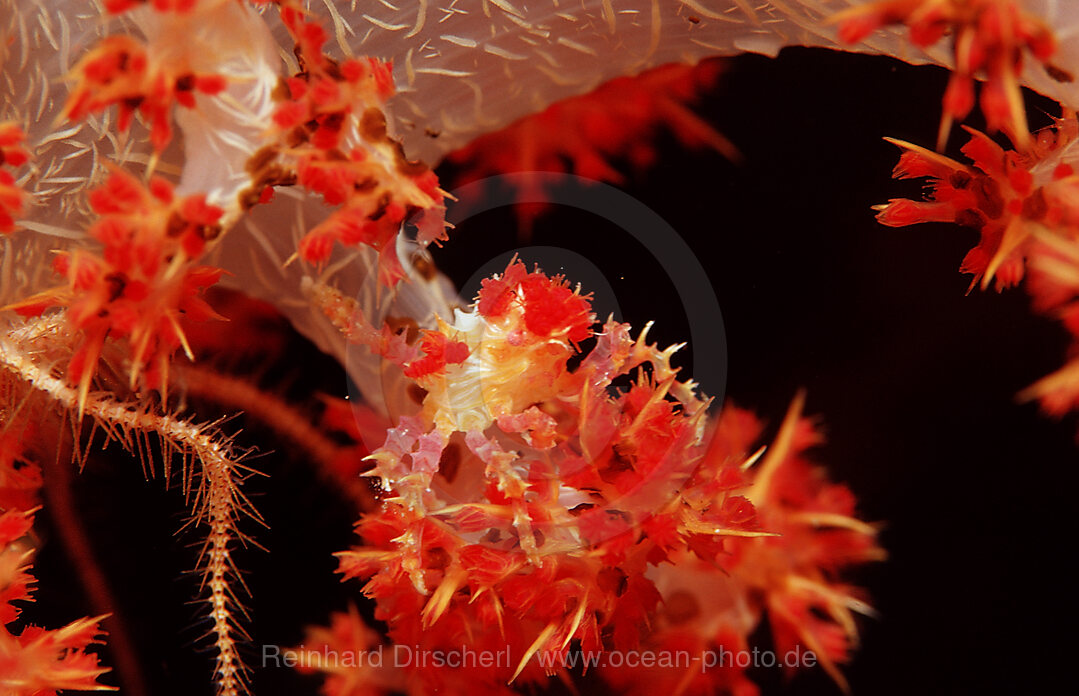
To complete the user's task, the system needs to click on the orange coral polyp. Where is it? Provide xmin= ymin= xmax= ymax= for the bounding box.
xmin=1 ymin=439 xmax=113 ymax=694
xmin=63 ymin=34 xmax=228 ymax=151
xmin=0 ymin=122 xmax=28 ymax=234
xmin=477 ymin=259 xmax=595 ymax=344
xmin=261 ymin=2 xmax=446 ymax=285
xmin=875 ymin=116 xmax=1079 ymax=290
xmin=11 ymin=170 xmax=225 ymax=399
xmin=836 ymin=0 xmax=1058 ymax=149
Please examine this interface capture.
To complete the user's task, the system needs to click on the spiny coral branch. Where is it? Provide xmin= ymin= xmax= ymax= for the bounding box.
xmin=0 ymin=322 xmax=259 ymax=696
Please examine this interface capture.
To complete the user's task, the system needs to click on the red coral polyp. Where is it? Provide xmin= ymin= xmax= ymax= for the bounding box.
xmin=63 ymin=35 xmax=228 ymax=151
xmin=0 ymin=122 xmax=29 ymax=234
xmin=254 ymin=2 xmax=446 ymax=285
xmin=402 ymin=332 xmax=470 ymax=380
xmin=477 ymin=259 xmax=594 ymax=343
xmin=836 ymin=0 xmax=1058 ymax=149
xmin=874 ymin=115 xmax=1079 ymax=290
xmin=10 ymin=169 xmax=224 ymax=402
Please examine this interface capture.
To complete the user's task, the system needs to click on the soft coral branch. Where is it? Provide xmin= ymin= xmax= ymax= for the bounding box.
xmin=444 ymin=59 xmax=735 ymax=234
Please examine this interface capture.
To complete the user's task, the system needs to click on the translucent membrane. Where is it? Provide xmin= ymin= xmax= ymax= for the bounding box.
xmin=341 ymin=0 xmax=1079 ymax=164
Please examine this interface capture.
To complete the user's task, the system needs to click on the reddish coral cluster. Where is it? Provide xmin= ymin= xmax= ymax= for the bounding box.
xmin=329 ymin=260 xmax=720 ymax=689
xmin=295 ymin=262 xmax=880 ymax=695
xmin=595 ymin=398 xmax=882 ymax=696
xmin=1016 ymin=232 xmax=1079 ymax=414
xmin=257 ymin=0 xmax=446 ymax=285
xmin=1 ymin=430 xmax=113 ymax=695
xmin=874 ymin=114 xmax=1079 ymax=290
xmin=63 ymin=34 xmax=228 ymax=151
xmin=0 ymin=122 xmax=29 ymax=234
xmin=65 ymin=0 xmax=449 ymax=286
xmin=0 ymin=3 xmax=902 ymax=695
xmin=10 ymin=169 xmax=225 ymax=404
xmin=835 ymin=0 xmax=1059 ymax=149
xmin=872 ymin=112 xmax=1079 ymax=423
xmin=291 ymin=606 xmax=394 ymax=696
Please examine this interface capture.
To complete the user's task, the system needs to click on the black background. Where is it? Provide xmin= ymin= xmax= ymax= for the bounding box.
xmin=28 ymin=47 xmax=1079 ymax=695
